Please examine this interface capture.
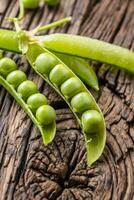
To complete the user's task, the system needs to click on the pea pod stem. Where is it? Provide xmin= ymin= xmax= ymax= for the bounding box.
xmin=34 ymin=17 xmax=72 ymax=33
xmin=0 ymin=74 xmax=56 ymax=145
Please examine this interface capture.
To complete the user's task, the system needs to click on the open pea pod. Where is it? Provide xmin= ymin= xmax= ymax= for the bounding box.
xmin=0 ymin=58 xmax=56 ymax=145
xmin=26 ymin=41 xmax=106 ymax=166
xmin=54 ymin=52 xmax=99 ymax=91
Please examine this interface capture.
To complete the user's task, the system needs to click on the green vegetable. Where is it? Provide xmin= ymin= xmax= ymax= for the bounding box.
xmin=0 ymin=26 xmax=106 ymax=165
xmin=55 ymin=53 xmax=99 ymax=90
xmin=82 ymin=110 xmax=102 ymax=133
xmin=6 ymin=70 xmax=27 ymax=88
xmin=17 ymin=80 xmax=38 ymax=100
xmin=61 ymin=77 xmax=84 ymax=99
xmin=36 ymin=105 xmax=56 ymax=125
xmin=71 ymin=92 xmax=95 ymax=113
xmin=44 ymin=0 xmax=59 ymax=6
xmin=0 ymin=57 xmax=56 ymax=144
xmin=81 ymin=110 xmax=104 ymax=165
xmin=22 ymin=0 xmax=40 ymax=9
xmin=0 ymin=57 xmax=17 ymax=77
xmin=35 ymin=52 xmax=57 ymax=74
xmin=40 ymin=33 xmax=134 ymax=74
xmin=0 ymin=29 xmax=134 ymax=74
xmin=27 ymin=93 xmax=48 ymax=113
xmin=49 ymin=64 xmax=73 ymax=86
xmin=26 ymin=41 xmax=106 ymax=166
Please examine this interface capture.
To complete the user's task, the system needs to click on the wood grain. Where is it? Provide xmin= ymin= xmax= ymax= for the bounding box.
xmin=0 ymin=0 xmax=134 ymax=199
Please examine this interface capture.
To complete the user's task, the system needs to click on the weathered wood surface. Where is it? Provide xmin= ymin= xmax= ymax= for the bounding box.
xmin=0 ymin=0 xmax=134 ymax=199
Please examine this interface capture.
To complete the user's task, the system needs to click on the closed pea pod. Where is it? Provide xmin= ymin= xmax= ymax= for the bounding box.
xmin=41 ymin=33 xmax=134 ymax=74
xmin=0 ymin=56 xmax=56 ymax=145
xmin=26 ymin=41 xmax=106 ymax=166
xmin=0 ymin=28 xmax=134 ymax=74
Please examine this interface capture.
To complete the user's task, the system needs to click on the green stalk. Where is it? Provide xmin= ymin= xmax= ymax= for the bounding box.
xmin=35 ymin=17 xmax=72 ymax=33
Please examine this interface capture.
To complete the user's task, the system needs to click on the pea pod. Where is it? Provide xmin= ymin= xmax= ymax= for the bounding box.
xmin=0 ymin=57 xmax=56 ymax=145
xmin=39 ymin=34 xmax=134 ymax=74
xmin=0 ymin=29 xmax=134 ymax=74
xmin=54 ymin=52 xmax=99 ymax=90
xmin=25 ymin=41 xmax=106 ymax=166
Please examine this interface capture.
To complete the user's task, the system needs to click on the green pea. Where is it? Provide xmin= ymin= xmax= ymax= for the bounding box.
xmin=44 ymin=0 xmax=59 ymax=6
xmin=0 ymin=57 xmax=17 ymax=77
xmin=27 ymin=93 xmax=48 ymax=113
xmin=22 ymin=0 xmax=40 ymax=9
xmin=35 ymin=53 xmax=57 ymax=74
xmin=49 ymin=64 xmax=73 ymax=86
xmin=61 ymin=77 xmax=84 ymax=99
xmin=36 ymin=105 xmax=56 ymax=126
xmin=6 ymin=70 xmax=27 ymax=88
xmin=71 ymin=92 xmax=95 ymax=113
xmin=17 ymin=80 xmax=38 ymax=100
xmin=82 ymin=110 xmax=102 ymax=133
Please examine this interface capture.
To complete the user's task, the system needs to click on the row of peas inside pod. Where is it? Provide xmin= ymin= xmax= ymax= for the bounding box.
xmin=0 ymin=57 xmax=56 ymax=128
xmin=32 ymin=49 xmax=105 ymax=166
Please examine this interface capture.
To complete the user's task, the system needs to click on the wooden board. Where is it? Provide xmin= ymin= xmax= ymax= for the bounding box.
xmin=0 ymin=0 xmax=134 ymax=199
